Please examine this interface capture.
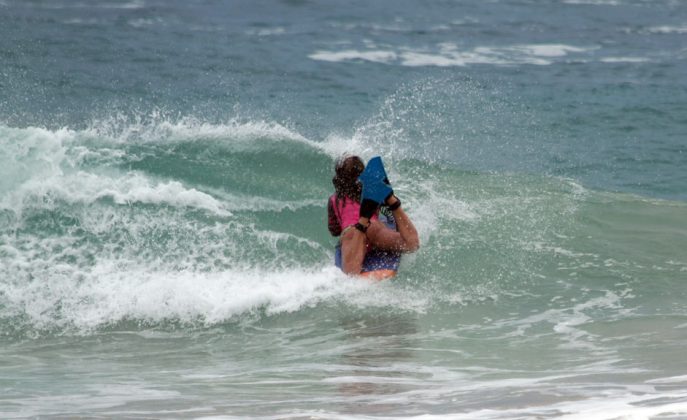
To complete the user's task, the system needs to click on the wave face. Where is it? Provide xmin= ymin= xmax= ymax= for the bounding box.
xmin=0 ymin=112 xmax=684 ymax=335
xmin=1 ymin=0 xmax=687 ymax=417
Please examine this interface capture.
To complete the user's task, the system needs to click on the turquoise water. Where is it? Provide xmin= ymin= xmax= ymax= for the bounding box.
xmin=1 ymin=0 xmax=687 ymax=418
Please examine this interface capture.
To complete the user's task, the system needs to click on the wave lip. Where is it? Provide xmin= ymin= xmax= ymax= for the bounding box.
xmin=0 ymin=117 xmax=338 ymax=214
xmin=0 ymin=125 xmax=234 ymax=216
xmin=60 ymin=173 xmax=232 ymax=216
xmin=79 ymin=116 xmax=314 ymax=147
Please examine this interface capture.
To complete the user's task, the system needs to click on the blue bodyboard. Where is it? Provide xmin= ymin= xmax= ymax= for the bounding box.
xmin=358 ymin=156 xmax=392 ymax=204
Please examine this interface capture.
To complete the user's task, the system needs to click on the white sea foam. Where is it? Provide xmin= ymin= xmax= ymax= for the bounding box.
xmin=503 ymin=44 xmax=591 ymax=57
xmin=446 ymin=391 xmax=687 ymax=420
xmin=255 ymin=371 xmax=687 ymax=420
xmin=488 ymin=291 xmax=626 ymax=352
xmin=562 ymin=0 xmax=620 ymax=5
xmin=62 ymin=18 xmax=103 ymax=25
xmin=0 ymin=258 xmax=432 ymax=332
xmin=529 ymin=241 xmax=596 ymax=258
xmin=646 ymin=25 xmax=687 ymax=34
xmin=0 ymin=125 xmax=70 ymax=193
xmin=546 ymin=395 xmax=687 ymax=420
xmin=99 ymin=0 xmax=145 ymax=9
xmin=309 ymin=50 xmax=398 ymax=64
xmin=204 ymin=187 xmax=321 ymax=212
xmin=1 ymin=160 xmax=230 ymax=217
xmin=1 ymin=117 xmax=319 ymax=158
xmin=646 ymin=374 xmax=687 ymax=384
xmin=329 ymin=20 xmax=459 ymax=35
xmin=0 ymin=117 xmax=442 ymax=332
xmin=0 ymin=117 xmax=329 ymax=180
xmin=128 ymin=17 xmax=164 ymax=28
xmin=245 ymin=27 xmax=286 ymax=36
xmin=310 ymin=44 xmax=595 ymax=67
xmin=32 ymin=0 xmax=145 ymax=9
xmin=329 ymin=21 xmax=408 ymax=33
xmin=8 ymin=384 xmax=179 ymax=418
xmin=42 ymin=172 xmax=230 ymax=215
xmin=600 ymin=57 xmax=650 ymax=63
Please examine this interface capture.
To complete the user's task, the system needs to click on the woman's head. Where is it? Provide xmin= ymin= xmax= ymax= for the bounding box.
xmin=332 ymin=155 xmax=364 ymax=202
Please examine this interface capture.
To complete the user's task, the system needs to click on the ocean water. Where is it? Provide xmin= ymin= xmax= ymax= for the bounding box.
xmin=1 ymin=0 xmax=687 ymax=418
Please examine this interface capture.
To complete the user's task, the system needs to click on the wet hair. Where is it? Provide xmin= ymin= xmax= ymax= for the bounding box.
xmin=332 ymin=155 xmax=364 ymax=204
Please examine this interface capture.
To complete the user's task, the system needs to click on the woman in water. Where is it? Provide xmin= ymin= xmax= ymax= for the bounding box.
xmin=327 ymin=155 xmax=420 ymax=279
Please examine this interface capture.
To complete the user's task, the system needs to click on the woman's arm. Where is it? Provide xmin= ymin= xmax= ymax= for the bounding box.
xmin=340 ymin=195 xmax=419 ymax=275
xmin=366 ymin=196 xmax=420 ymax=253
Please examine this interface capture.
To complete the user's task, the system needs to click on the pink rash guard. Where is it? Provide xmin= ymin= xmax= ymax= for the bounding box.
xmin=328 ymin=194 xmax=378 ymax=233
